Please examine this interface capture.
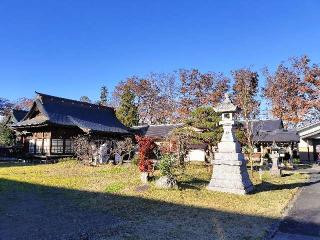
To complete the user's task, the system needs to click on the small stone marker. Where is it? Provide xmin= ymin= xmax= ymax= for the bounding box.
xmin=99 ymin=143 xmax=109 ymax=163
xmin=155 ymin=176 xmax=178 ymax=189
xmin=208 ymin=94 xmax=254 ymax=195
xmin=114 ymin=153 xmax=121 ymax=164
xmin=270 ymin=142 xmax=282 ymax=176
xmin=140 ymin=172 xmax=149 ymax=184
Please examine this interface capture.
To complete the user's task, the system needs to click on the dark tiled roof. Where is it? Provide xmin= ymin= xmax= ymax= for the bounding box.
xmin=241 ymin=119 xmax=298 ymax=143
xmin=254 ymin=129 xmax=300 ymax=143
xmin=133 ymin=124 xmax=183 ymax=139
xmin=297 ymin=120 xmax=320 ymax=131
xmin=13 ymin=92 xmax=130 ymax=134
xmin=134 ymin=119 xmax=298 ymax=143
xmin=4 ymin=109 xmax=28 ymax=125
xmin=188 ymin=143 xmax=208 ymax=149
xmin=240 ymin=119 xmax=283 ymax=132
xmin=12 ymin=109 xmax=28 ymax=123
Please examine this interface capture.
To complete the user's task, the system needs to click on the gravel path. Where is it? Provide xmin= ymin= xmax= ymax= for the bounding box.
xmin=273 ymin=165 xmax=320 ymax=240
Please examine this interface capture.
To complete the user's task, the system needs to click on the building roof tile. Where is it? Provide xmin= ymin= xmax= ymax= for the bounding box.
xmin=13 ymin=92 xmax=130 ymax=134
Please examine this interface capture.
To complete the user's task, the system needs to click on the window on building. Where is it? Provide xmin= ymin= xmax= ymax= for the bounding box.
xmin=64 ymin=139 xmax=74 ymax=154
xmin=51 ymin=139 xmax=64 ymax=154
xmin=43 ymin=139 xmax=50 ymax=154
xmin=29 ymin=139 xmax=35 ymax=153
xmin=36 ymin=139 xmax=43 ymax=154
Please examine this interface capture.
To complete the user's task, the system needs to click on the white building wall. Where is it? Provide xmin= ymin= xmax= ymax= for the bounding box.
xmin=187 ymin=149 xmax=206 ymax=162
xmin=298 ymin=123 xmax=320 ymax=161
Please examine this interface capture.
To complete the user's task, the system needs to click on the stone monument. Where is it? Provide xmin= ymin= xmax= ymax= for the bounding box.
xmin=270 ymin=142 xmax=282 ymax=176
xmin=208 ymin=94 xmax=254 ymax=194
xmin=99 ymin=142 xmax=110 ymax=164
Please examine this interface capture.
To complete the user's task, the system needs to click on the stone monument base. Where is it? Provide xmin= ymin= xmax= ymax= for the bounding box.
xmin=208 ymin=153 xmax=254 ymax=195
xmin=270 ymin=167 xmax=282 ymax=177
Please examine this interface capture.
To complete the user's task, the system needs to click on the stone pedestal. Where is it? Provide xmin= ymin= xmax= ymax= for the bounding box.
xmin=140 ymin=172 xmax=149 ymax=183
xmin=208 ymin=121 xmax=254 ymax=195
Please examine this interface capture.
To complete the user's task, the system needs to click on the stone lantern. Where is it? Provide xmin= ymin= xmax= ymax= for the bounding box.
xmin=208 ymin=94 xmax=254 ymax=194
xmin=270 ymin=141 xmax=282 ymax=176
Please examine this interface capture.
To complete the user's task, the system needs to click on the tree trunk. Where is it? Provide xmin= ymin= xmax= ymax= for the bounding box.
xmin=207 ymin=145 xmax=214 ymax=163
xmin=250 ymin=153 xmax=254 ymax=178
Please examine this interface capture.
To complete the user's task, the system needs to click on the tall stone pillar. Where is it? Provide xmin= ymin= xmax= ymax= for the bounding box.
xmin=208 ymin=94 xmax=254 ymax=195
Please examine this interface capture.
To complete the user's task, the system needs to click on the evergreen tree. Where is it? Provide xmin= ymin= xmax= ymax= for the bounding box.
xmin=116 ymin=87 xmax=139 ymax=127
xmin=79 ymin=96 xmax=91 ymax=103
xmin=0 ymin=122 xmax=15 ymax=146
xmin=99 ymin=86 xmax=108 ymax=106
xmin=186 ymin=106 xmax=223 ymax=162
xmin=170 ymin=106 xmax=222 ymax=164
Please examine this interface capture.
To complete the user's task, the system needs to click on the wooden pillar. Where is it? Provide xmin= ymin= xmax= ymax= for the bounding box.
xmin=63 ymin=138 xmax=66 ymax=154
xmin=50 ymin=138 xmax=53 ymax=155
xmin=307 ymin=139 xmax=310 ymax=162
xmin=41 ymin=132 xmax=44 ymax=155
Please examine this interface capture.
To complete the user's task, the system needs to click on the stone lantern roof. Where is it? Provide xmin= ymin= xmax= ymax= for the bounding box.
xmin=213 ymin=94 xmax=239 ymax=113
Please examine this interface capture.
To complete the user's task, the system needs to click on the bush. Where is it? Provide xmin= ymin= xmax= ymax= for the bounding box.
xmin=159 ymin=154 xmax=177 ymax=178
xmin=73 ymin=135 xmax=92 ymax=163
xmin=135 ymin=136 xmax=155 ymax=172
xmin=293 ymin=157 xmax=300 ymax=164
xmin=131 ymin=154 xmax=139 ymax=166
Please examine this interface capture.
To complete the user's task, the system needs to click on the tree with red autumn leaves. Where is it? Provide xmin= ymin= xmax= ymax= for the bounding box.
xmin=291 ymin=55 xmax=320 ymax=113
xmin=263 ymin=55 xmax=319 ymax=127
xmin=178 ymin=69 xmax=229 ymax=119
xmin=113 ymin=73 xmax=178 ymax=124
xmin=112 ymin=69 xmax=229 ymax=124
xmin=135 ymin=136 xmax=156 ymax=172
xmin=13 ymin=97 xmax=33 ymax=111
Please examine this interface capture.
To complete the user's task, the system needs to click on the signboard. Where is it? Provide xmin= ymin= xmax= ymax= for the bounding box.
xmin=279 ymin=148 xmax=286 ymax=157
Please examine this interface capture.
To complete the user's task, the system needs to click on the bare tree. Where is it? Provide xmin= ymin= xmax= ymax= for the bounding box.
xmin=232 ymin=68 xmax=260 ymax=176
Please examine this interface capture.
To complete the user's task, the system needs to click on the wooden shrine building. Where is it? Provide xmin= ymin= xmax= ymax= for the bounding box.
xmin=12 ymin=92 xmax=130 ymax=157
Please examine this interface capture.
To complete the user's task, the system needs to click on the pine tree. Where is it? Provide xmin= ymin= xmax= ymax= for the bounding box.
xmin=186 ymin=106 xmax=223 ymax=162
xmin=99 ymin=86 xmax=108 ymax=106
xmin=79 ymin=96 xmax=91 ymax=103
xmin=116 ymin=87 xmax=139 ymax=127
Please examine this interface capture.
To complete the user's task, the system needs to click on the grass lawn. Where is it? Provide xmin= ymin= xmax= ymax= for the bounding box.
xmin=0 ymin=159 xmax=309 ymax=240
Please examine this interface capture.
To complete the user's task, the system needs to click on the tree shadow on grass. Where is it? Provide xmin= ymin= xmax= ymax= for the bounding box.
xmin=1 ymin=176 xmax=320 ymax=240
xmin=0 ymin=178 xmax=286 ymax=240
xmin=294 ymin=163 xmax=313 ymax=170
xmin=254 ymin=179 xmax=320 ymax=193
xmin=252 ymin=167 xmax=320 ymax=194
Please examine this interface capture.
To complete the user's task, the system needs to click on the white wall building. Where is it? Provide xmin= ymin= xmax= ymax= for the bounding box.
xmin=297 ymin=121 xmax=320 ymax=162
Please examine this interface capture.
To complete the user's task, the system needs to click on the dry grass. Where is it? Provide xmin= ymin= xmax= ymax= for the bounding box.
xmin=0 ymin=159 xmax=309 ymax=239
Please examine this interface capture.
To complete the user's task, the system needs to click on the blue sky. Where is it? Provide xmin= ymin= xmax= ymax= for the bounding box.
xmin=0 ymin=0 xmax=320 ymax=102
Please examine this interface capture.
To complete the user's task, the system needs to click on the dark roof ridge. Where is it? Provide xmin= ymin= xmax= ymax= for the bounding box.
xmin=35 ymin=91 xmax=114 ymax=110
xmin=12 ymin=109 xmax=29 ymax=114
xmin=240 ymin=119 xmax=282 ymax=122
xmin=147 ymin=123 xmax=184 ymax=127
xmin=297 ymin=120 xmax=320 ymax=131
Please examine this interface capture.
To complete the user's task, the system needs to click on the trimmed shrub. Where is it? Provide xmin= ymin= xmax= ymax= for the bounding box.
xmin=159 ymin=154 xmax=177 ymax=178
